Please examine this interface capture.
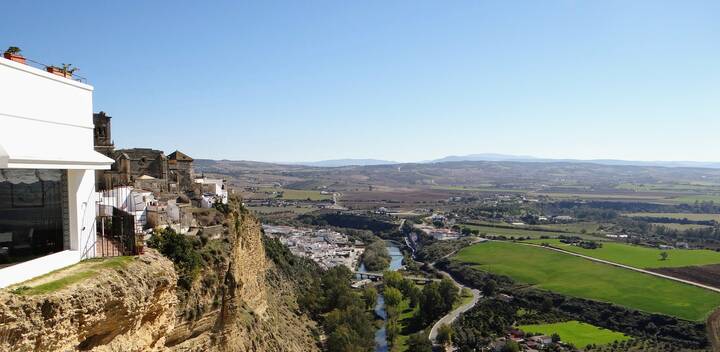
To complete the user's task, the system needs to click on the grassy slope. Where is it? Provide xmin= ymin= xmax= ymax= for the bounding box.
xmin=454 ymin=242 xmax=720 ymax=321
xmin=518 ymin=321 xmax=629 ymax=347
xmin=9 ymin=256 xmax=134 ymax=295
xmin=392 ymin=296 xmax=420 ymax=352
xmin=525 ymin=239 xmax=720 ymax=269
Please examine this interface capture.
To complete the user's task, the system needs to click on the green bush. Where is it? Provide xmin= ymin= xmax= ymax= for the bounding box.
xmin=148 ymin=228 xmax=202 ymax=289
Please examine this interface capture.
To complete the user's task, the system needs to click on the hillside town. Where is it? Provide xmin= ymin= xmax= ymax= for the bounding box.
xmin=262 ymin=224 xmax=364 ymax=270
xmin=92 ymin=112 xmax=229 ymax=240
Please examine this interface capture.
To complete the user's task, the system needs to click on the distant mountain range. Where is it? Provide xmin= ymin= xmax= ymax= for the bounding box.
xmin=282 ymin=154 xmax=720 ymax=169
xmin=284 ymin=158 xmax=398 ymax=167
xmin=426 ymin=154 xmax=720 ymax=169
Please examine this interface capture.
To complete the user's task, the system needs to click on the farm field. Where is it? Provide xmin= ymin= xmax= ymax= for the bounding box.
xmin=667 ymin=194 xmax=720 ymax=204
xmin=460 ymin=224 xmax=601 ymax=240
xmin=525 ymin=239 xmax=720 ymax=269
xmin=651 ymin=264 xmax=720 ymax=290
xmin=624 ymin=212 xmax=720 ymax=222
xmin=529 ymin=191 xmax=668 ymax=202
xmin=531 ymin=222 xmax=603 ymax=234
xmin=651 ymin=223 xmax=712 ymax=231
xmin=453 ymin=242 xmax=720 ymax=321
xmin=252 ymin=188 xmax=332 ymax=201
xmin=248 ymin=206 xmax=317 ymax=215
xmin=517 ymin=321 xmax=629 ymax=347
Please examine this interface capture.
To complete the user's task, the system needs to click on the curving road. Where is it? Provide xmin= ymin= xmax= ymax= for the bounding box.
xmin=428 ymin=282 xmax=480 ymax=345
xmin=422 ymin=238 xmax=486 ymax=347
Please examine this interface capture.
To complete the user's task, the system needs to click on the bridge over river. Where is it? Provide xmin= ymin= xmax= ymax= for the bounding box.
xmin=353 ymin=271 xmax=439 ymax=284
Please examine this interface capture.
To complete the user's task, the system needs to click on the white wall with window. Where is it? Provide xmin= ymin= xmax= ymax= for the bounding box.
xmin=0 ymin=57 xmax=113 ymax=287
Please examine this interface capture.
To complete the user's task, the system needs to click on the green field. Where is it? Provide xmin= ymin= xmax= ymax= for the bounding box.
xmin=518 ymin=321 xmax=629 ymax=347
xmin=454 ymin=242 xmax=720 ymax=321
xmin=392 ymin=288 xmax=422 ymax=352
xmin=461 ymin=223 xmax=601 ymax=240
xmin=667 ymin=194 xmax=720 ymax=204
xmin=651 ymin=223 xmax=712 ymax=231
xmin=624 ymin=212 xmax=720 ymax=222
xmin=525 ymin=239 xmax=720 ymax=269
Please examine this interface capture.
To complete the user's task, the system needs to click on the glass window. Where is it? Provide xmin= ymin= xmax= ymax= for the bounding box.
xmin=0 ymin=169 xmax=65 ymax=268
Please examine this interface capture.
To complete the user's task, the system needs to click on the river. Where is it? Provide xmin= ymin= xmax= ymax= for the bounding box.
xmin=358 ymin=242 xmax=403 ymax=352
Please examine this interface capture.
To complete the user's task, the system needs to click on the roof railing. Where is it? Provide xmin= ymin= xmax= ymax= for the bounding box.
xmin=4 ymin=54 xmax=88 ymax=84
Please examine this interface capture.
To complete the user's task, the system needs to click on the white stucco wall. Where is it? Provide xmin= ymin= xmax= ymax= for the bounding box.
xmin=0 ymin=57 xmax=109 ymax=288
xmin=0 ymin=58 xmax=97 ymax=167
xmin=67 ymin=169 xmax=97 ymax=259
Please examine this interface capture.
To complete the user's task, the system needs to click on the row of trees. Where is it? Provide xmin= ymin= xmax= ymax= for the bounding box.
xmin=440 ymin=259 xmax=710 ymax=349
xmin=296 ymin=265 xmax=376 ymax=352
xmin=381 ymin=271 xmax=459 ymax=348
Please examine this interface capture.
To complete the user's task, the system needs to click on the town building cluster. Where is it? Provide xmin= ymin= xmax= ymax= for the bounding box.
xmin=92 ymin=112 xmax=229 ymax=237
xmin=263 ymin=225 xmax=364 ymax=270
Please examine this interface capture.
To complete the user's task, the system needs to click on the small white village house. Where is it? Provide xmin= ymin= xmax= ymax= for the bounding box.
xmin=0 ymin=57 xmax=113 ymax=287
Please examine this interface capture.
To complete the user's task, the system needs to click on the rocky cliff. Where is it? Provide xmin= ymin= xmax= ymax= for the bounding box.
xmin=0 ymin=250 xmax=177 ymax=352
xmin=0 ymin=204 xmax=320 ymax=352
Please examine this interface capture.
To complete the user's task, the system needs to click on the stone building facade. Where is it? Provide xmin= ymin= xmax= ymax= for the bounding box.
xmin=93 ymin=112 xmax=194 ymax=192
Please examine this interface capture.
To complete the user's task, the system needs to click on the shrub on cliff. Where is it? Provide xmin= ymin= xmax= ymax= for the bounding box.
xmin=148 ymin=228 xmax=202 ymax=289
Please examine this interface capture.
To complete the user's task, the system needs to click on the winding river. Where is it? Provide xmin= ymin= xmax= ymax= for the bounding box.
xmin=358 ymin=242 xmax=404 ymax=352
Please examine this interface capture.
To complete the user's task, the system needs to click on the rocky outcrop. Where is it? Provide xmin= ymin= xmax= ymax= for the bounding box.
xmin=0 ymin=204 xmax=319 ymax=352
xmin=0 ymin=250 xmax=177 ymax=352
xmin=166 ymin=206 xmax=320 ymax=352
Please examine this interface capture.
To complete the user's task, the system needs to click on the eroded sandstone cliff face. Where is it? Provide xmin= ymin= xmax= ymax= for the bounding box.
xmin=0 ymin=250 xmax=177 ymax=352
xmin=0 ymin=205 xmax=320 ymax=352
xmin=166 ymin=206 xmax=320 ymax=352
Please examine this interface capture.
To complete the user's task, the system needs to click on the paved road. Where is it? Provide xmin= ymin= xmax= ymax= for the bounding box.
xmin=424 ymin=238 xmax=485 ymax=346
xmin=428 ymin=283 xmax=480 ymax=344
xmin=519 ymin=242 xmax=720 ymax=293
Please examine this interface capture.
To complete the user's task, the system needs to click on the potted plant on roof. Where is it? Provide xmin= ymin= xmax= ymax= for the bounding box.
xmin=3 ymin=46 xmax=26 ymax=64
xmin=46 ymin=63 xmax=77 ymax=78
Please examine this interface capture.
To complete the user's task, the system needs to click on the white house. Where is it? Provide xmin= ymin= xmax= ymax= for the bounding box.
xmin=0 ymin=57 xmax=113 ymax=287
xmin=96 ymin=186 xmax=155 ymax=233
xmin=194 ymin=177 xmax=228 ymax=208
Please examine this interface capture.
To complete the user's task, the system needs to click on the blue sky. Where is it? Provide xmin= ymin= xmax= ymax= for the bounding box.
xmin=3 ymin=1 xmax=719 ymax=163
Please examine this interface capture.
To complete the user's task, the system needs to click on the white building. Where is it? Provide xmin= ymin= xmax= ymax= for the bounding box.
xmin=0 ymin=57 xmax=113 ymax=287
xmin=194 ymin=177 xmax=228 ymax=208
xmin=96 ymin=186 xmax=155 ymax=233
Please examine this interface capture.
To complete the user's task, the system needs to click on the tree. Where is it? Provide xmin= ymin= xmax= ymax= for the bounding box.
xmin=361 ymin=286 xmax=377 ymax=310
xmin=363 ymin=241 xmax=391 ymax=271
xmin=660 ymin=251 xmax=669 ymax=261
xmin=386 ymin=319 xmax=400 ymax=346
xmin=407 ymin=284 xmax=421 ymax=308
xmin=321 ymin=266 xmax=356 ymax=310
xmin=384 ymin=287 xmax=403 ymax=308
xmin=437 ymin=324 xmax=453 ymax=346
xmin=438 ymin=278 xmax=459 ymax=311
xmin=401 ymin=220 xmax=414 ymax=235
xmin=327 ymin=325 xmax=365 ymax=352
xmin=482 ymin=279 xmax=497 ymax=297
xmin=418 ymin=282 xmax=444 ymax=324
xmin=551 ymin=333 xmax=561 ymax=343
xmin=399 ymin=278 xmax=415 ymax=296
xmin=383 ymin=270 xmax=404 ymax=289
xmin=501 ymin=340 xmax=520 ymax=352
xmin=407 ymin=331 xmax=433 ymax=352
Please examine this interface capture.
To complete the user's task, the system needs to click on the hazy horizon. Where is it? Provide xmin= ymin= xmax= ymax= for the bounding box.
xmin=3 ymin=1 xmax=719 ymax=163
